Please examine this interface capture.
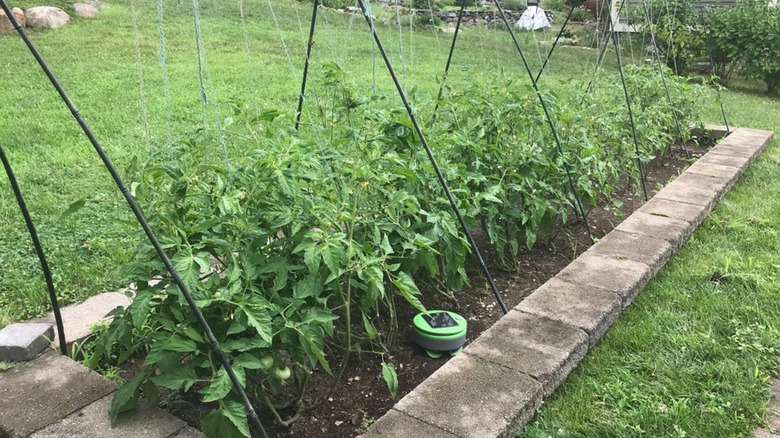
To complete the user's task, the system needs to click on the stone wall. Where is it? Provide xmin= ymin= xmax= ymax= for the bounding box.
xmin=414 ymin=8 xmax=526 ymax=26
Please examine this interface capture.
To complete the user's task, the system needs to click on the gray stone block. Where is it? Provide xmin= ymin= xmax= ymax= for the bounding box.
xmin=31 ymin=291 xmax=131 ymax=350
xmin=0 ymin=352 xmax=116 ymax=437
xmin=590 ymin=230 xmax=673 ymax=275
xmin=671 ymin=172 xmax=731 ymax=200
xmin=614 ymin=211 xmax=693 ymax=250
xmin=639 ymin=197 xmax=710 ymax=226
xmin=167 ymin=427 xmax=206 ymax=438
xmin=359 ymin=409 xmax=458 ymax=438
xmin=394 ymin=353 xmax=543 ymax=438
xmin=555 ymin=251 xmax=651 ymax=308
xmin=30 ymin=394 xmax=186 ymax=438
xmin=517 ymin=278 xmax=622 ymax=346
xmin=712 ymin=128 xmax=774 ymax=163
xmin=654 ymin=180 xmax=719 ymax=209
xmin=694 ymin=152 xmax=750 ymax=173
xmin=0 ymin=323 xmax=53 ymax=361
xmin=685 ymin=160 xmax=742 ymax=182
xmin=463 ymin=310 xmax=588 ymax=396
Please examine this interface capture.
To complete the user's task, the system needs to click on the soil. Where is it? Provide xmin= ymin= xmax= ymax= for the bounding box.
xmin=121 ymin=142 xmax=715 ymax=438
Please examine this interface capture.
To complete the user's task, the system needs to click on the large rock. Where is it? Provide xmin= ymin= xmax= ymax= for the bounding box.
xmin=86 ymin=0 xmax=109 ymax=10
xmin=25 ymin=6 xmax=70 ymax=29
xmin=73 ymin=3 xmax=99 ymax=18
xmin=0 ymin=7 xmax=25 ymax=35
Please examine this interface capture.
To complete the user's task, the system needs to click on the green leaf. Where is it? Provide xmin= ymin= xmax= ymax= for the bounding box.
xmin=60 ymin=198 xmax=87 ymax=220
xmin=202 ymin=407 xmax=244 ymax=438
xmin=151 ymin=363 xmax=197 ymax=391
xmin=162 ymin=336 xmax=198 ymax=353
xmin=233 ymin=353 xmax=265 ymax=370
xmin=220 ymin=336 xmax=268 ymax=353
xmin=141 ymin=378 xmax=160 ymax=404
xmin=172 ymin=249 xmax=201 ymax=291
xmin=129 ymin=290 xmax=153 ymax=328
xmin=380 ymin=234 xmax=394 ymax=255
xmin=239 ymin=296 xmax=273 ymax=346
xmin=202 ymin=366 xmax=236 ymax=403
xmin=391 ymin=272 xmax=426 ymax=313
xmin=382 ymin=362 xmax=398 ymax=399
xmin=222 ymin=399 xmax=250 ymax=438
xmin=362 ymin=312 xmax=378 ymax=340
xmin=300 ymin=329 xmax=332 ymax=375
xmin=109 ymin=373 xmax=144 ymax=425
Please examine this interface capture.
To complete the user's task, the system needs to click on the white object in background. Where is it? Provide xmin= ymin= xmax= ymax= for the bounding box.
xmin=516 ymin=6 xmax=551 ymax=30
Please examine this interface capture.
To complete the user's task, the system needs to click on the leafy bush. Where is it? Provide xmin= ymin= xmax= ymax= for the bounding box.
xmin=642 ymin=0 xmax=704 ymax=75
xmin=543 ymin=0 xmax=567 ymax=12
xmin=88 ymin=64 xmax=708 ymax=437
xmin=406 ymin=0 xmax=444 ymax=9
xmin=582 ymin=0 xmax=609 ymax=22
xmin=414 ymin=11 xmax=443 ymax=26
xmin=302 ymin=0 xmax=354 ymax=9
xmin=707 ymin=1 xmax=780 ymax=93
xmin=568 ymin=5 xmax=592 ymax=21
xmin=455 ymin=0 xmax=482 ymax=6
xmin=502 ymin=0 xmax=528 ymax=10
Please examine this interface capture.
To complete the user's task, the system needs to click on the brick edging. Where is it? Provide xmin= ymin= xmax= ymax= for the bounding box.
xmin=360 ymin=127 xmax=775 ymax=438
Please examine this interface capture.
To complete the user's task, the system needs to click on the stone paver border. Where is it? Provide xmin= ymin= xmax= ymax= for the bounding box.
xmin=361 ymin=127 xmax=775 ymax=438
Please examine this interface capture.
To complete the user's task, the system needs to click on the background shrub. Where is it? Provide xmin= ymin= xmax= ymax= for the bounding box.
xmin=502 ymin=0 xmax=528 ymax=10
xmin=707 ymin=0 xmax=780 ymax=93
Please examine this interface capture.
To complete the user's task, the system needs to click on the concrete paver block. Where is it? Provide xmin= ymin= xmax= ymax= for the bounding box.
xmin=654 ymin=180 xmax=719 ymax=209
xmin=0 ymin=352 xmax=116 ymax=437
xmin=517 ymin=278 xmax=622 ymax=346
xmin=590 ymin=230 xmax=673 ymax=275
xmin=31 ymin=292 xmax=131 ymax=349
xmin=639 ymin=197 xmax=710 ymax=226
xmin=712 ymin=128 xmax=774 ymax=163
xmin=686 ymin=160 xmax=743 ymax=182
xmin=670 ymin=172 xmax=732 ymax=200
xmin=694 ymin=152 xmax=750 ymax=173
xmin=0 ymin=323 xmax=53 ymax=361
xmin=555 ymin=251 xmax=651 ymax=308
xmin=31 ymin=394 xmax=187 ymax=438
xmin=360 ymin=409 xmax=458 ymax=438
xmin=395 ymin=353 xmax=543 ymax=438
xmin=614 ymin=211 xmax=693 ymax=250
xmin=167 ymin=426 xmax=206 ymax=438
xmin=463 ymin=310 xmax=588 ymax=395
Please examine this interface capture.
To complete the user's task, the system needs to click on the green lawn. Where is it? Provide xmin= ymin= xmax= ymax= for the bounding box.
xmin=520 ymin=83 xmax=780 ymax=436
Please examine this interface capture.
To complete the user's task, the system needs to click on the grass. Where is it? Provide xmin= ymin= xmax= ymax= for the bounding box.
xmin=520 ymin=86 xmax=780 ymax=435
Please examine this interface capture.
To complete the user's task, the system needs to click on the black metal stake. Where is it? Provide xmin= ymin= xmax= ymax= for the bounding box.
xmin=698 ymin=0 xmax=730 ymax=133
xmin=608 ymin=14 xmax=648 ymax=201
xmin=641 ymin=0 xmax=688 ymax=157
xmin=431 ymin=1 xmax=466 ymax=122
xmin=0 ymin=2 xmax=270 ymax=436
xmin=295 ymin=0 xmax=320 ymax=131
xmin=493 ymin=1 xmax=594 ymax=242
xmin=356 ymin=0 xmax=509 ymax=315
xmin=0 ymin=145 xmax=67 ymax=356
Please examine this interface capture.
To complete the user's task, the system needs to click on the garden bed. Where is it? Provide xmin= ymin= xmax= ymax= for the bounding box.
xmin=112 ymin=139 xmax=710 ymax=437
xmin=83 ymin=63 xmax=720 ymax=438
